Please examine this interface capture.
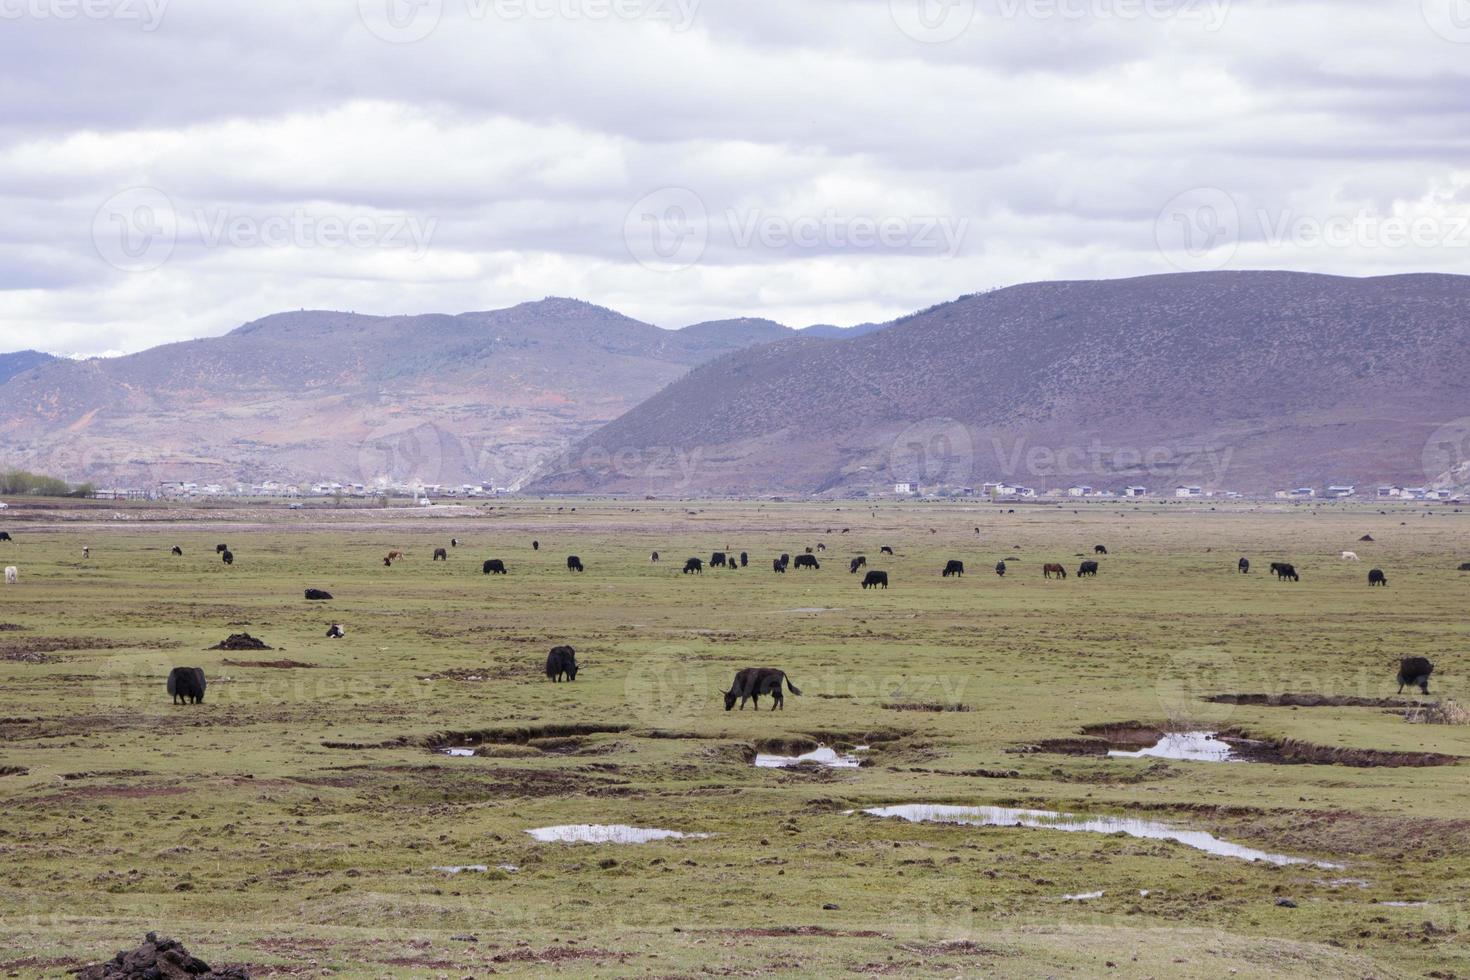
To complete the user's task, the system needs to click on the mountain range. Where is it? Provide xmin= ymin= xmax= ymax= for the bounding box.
xmin=0 ymin=302 xmax=874 ymax=490
xmin=3 ymin=272 xmax=1468 ymax=495
xmin=530 ymin=272 xmax=1470 ymax=496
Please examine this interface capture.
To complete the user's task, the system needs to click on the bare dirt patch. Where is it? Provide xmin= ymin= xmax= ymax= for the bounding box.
xmin=222 ymin=659 xmax=317 ymax=669
xmin=882 ymin=701 xmax=973 ymax=713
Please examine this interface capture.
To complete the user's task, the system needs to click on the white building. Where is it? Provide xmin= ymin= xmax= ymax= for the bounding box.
xmin=1067 ymin=485 xmax=1094 ymax=497
xmin=1175 ymin=486 xmax=1204 ymax=498
xmin=1325 ymin=485 xmax=1356 ymax=499
xmin=893 ymin=482 xmax=918 ymax=495
xmin=1124 ymin=486 xmax=1148 ymax=498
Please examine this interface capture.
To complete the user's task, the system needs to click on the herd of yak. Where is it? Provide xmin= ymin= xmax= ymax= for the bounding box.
xmin=0 ymin=529 xmax=1441 ymax=710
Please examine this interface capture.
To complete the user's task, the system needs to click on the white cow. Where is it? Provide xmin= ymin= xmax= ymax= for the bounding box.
xmin=4 ymin=567 xmax=16 ymax=585
xmin=1341 ymin=551 xmax=1360 ymax=561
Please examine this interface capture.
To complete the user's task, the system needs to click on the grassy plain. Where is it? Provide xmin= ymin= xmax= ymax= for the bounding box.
xmin=0 ymin=499 xmax=1466 ymax=978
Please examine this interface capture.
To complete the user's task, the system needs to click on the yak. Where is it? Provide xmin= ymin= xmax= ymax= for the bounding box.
xmin=794 ymin=554 xmax=820 ymax=570
xmin=1368 ymin=568 xmax=1388 ymax=587
xmin=772 ymin=558 xmax=786 ymax=573
xmin=167 ymin=667 xmax=206 ymax=705
xmin=684 ymin=557 xmax=704 ymax=574
xmin=1094 ymin=545 xmax=1108 ymax=555
xmin=567 ymin=556 xmax=584 ymax=572
xmin=1397 ymin=656 xmax=1433 ymax=694
xmin=546 ymin=645 xmax=579 ymax=682
xmin=221 ymin=550 xmax=234 ymax=566
xmin=1238 ymin=557 xmax=1250 ymax=574
xmin=326 ymin=624 xmax=346 ymax=639
xmin=1077 ymin=560 xmax=1099 ymax=577
xmin=1270 ymin=562 xmax=1299 ymax=582
xmin=862 ymin=570 xmax=889 ymax=589
xmin=305 ymin=589 xmax=333 ymax=600
xmin=849 ymin=557 xmax=867 ymax=574
xmin=171 ymin=546 xmax=183 ymax=557
xmin=433 ymin=548 xmax=448 ymax=561
xmin=724 ymin=667 xmax=801 ymax=711
xmin=942 ymin=560 xmax=964 ymax=578
xmin=483 ymin=559 xmax=508 ymax=575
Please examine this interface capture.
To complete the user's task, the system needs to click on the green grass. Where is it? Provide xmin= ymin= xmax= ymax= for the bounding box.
xmin=0 ymin=500 xmax=1466 ymax=977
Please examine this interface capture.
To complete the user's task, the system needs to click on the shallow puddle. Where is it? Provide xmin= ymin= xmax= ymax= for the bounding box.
xmin=1108 ymin=731 xmax=1237 ymax=762
xmin=756 ymin=746 xmax=863 ymax=769
xmin=442 ymin=748 xmax=476 ymax=758
xmin=526 ymin=824 xmax=711 ymax=844
xmin=859 ymin=804 xmax=1340 ymax=868
xmin=432 ymin=864 xmax=519 ymax=874
xmin=1062 ymin=891 xmax=1104 ymax=901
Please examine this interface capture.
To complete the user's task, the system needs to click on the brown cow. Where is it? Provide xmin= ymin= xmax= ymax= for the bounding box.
xmin=1043 ymin=563 xmax=1067 ymax=579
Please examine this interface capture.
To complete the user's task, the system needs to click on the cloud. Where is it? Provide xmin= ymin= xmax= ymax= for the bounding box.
xmin=0 ymin=0 xmax=1468 ymax=354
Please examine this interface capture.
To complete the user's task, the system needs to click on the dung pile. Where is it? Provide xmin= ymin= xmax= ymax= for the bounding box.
xmin=208 ymin=633 xmax=272 ymax=652
xmin=74 ymin=932 xmax=250 ymax=979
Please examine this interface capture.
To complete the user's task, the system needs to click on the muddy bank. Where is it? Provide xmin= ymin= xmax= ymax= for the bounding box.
xmin=882 ymin=701 xmax=973 ymax=713
xmin=222 ymin=658 xmax=317 ymax=669
xmin=1205 ymin=693 xmax=1418 ymax=708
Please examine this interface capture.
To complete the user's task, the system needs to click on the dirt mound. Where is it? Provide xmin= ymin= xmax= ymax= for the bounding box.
xmin=74 ymin=932 xmax=249 ymax=979
xmin=221 ymin=659 xmax=316 ymax=669
xmin=209 ymin=634 xmax=272 ymax=652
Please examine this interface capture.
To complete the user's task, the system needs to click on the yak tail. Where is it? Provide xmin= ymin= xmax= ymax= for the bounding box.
xmin=784 ymin=674 xmax=802 ymax=696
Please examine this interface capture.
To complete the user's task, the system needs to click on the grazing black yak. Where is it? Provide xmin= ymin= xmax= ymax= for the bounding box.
xmin=305 ymin=589 xmax=333 ymax=600
xmin=1077 ymin=560 xmax=1099 ymax=577
xmin=483 ymin=559 xmax=507 ymax=575
xmin=1368 ymin=568 xmax=1388 ymax=586
xmin=880 ymin=546 xmax=894 ymax=555
xmin=1094 ymin=545 xmax=1108 ymax=555
xmin=566 ymin=556 xmax=584 ymax=572
xmin=772 ymin=558 xmax=786 ymax=573
xmin=171 ymin=546 xmax=183 ymax=557
xmin=215 ymin=544 xmax=228 ymax=554
xmin=1397 ymin=657 xmax=1433 ymax=694
xmin=326 ymin=624 xmax=345 ymax=638
xmin=546 ymin=645 xmax=579 ymax=682
xmin=221 ymin=550 xmax=234 ymax=566
xmin=433 ymin=548 xmax=448 ymax=561
xmin=849 ymin=557 xmax=867 ymax=574
xmin=724 ymin=667 xmax=801 ymax=711
xmin=711 ymin=552 xmax=728 ymax=567
xmin=1270 ymin=562 xmax=1299 ymax=581
xmin=684 ymin=557 xmax=703 ymax=574
xmin=1238 ymin=557 xmax=1250 ymax=574
xmin=942 ymin=560 xmax=964 ymax=578
xmin=794 ymin=554 xmax=820 ymax=570
xmin=167 ymin=667 xmax=206 ymax=705
xmin=862 ymin=570 xmax=889 ymax=589
xmin=995 ymin=561 xmax=1006 ymax=577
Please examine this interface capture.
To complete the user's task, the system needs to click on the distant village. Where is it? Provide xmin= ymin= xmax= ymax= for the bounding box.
xmin=77 ymin=479 xmax=1461 ymax=503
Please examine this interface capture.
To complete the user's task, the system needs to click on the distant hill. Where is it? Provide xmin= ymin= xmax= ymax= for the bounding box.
xmin=529 ymin=272 xmax=1470 ymax=496
xmin=0 ymin=350 xmax=57 ymax=386
xmin=0 ymin=299 xmax=796 ymax=489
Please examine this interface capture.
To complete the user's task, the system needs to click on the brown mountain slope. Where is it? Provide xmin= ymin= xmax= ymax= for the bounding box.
xmin=0 ymin=299 xmax=790 ymax=489
xmin=529 ymin=272 xmax=1470 ymax=495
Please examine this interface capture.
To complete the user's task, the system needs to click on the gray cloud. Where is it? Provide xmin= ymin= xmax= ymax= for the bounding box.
xmin=1 ymin=0 xmax=1468 ymax=355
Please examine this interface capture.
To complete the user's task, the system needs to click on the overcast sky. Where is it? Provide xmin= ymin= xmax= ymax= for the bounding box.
xmin=2 ymin=0 xmax=1469 ymax=355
